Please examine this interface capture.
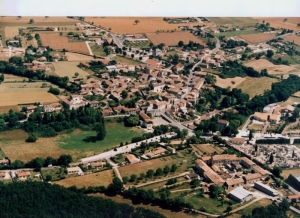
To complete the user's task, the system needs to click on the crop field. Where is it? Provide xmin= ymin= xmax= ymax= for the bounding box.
xmin=0 ymin=16 xmax=76 ymax=24
xmin=40 ymin=34 xmax=90 ymax=54
xmin=54 ymin=170 xmax=114 ymax=188
xmin=283 ymin=34 xmax=300 ymax=46
xmin=244 ymin=59 xmax=300 ymax=75
xmin=192 ymin=144 xmax=224 ymax=155
xmin=112 ymin=55 xmax=142 ymax=65
xmin=85 ymin=17 xmax=183 ymax=34
xmin=4 ymin=26 xmax=19 ymax=39
xmin=124 ymin=41 xmax=151 ymax=49
xmin=3 ymin=74 xmax=27 ymax=82
xmin=215 ymin=29 xmax=260 ymax=37
xmin=209 ymin=17 xmax=257 ymax=27
xmin=90 ymin=43 xmax=106 ymax=57
xmin=0 ymin=82 xmax=60 ymax=107
xmin=215 ymin=76 xmax=246 ymax=89
xmin=50 ymin=61 xmax=91 ymax=79
xmin=21 ymin=36 xmax=38 ymax=48
xmin=0 ymin=105 xmax=20 ymax=114
xmin=237 ymin=76 xmax=278 ymax=98
xmin=238 ymin=33 xmax=276 ymax=44
xmin=65 ymin=52 xmax=94 ymax=61
xmin=146 ymin=32 xmax=206 ymax=46
xmin=254 ymin=17 xmax=300 ymax=31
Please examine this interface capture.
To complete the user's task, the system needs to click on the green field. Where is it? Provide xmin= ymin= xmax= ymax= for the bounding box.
xmin=56 ymin=122 xmax=144 ymax=154
xmin=112 ymin=55 xmax=142 ymax=65
xmin=124 ymin=41 xmax=151 ymax=49
xmin=235 ymin=199 xmax=272 ymax=217
xmin=215 ymin=29 xmax=260 ymax=37
xmin=90 ymin=44 xmax=106 ymax=57
xmin=209 ymin=17 xmax=257 ymax=27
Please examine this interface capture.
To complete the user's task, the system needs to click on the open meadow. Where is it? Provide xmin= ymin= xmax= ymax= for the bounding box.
xmin=0 ymin=122 xmax=144 ymax=162
xmin=65 ymin=52 xmax=95 ymax=61
xmin=215 ymin=75 xmax=246 ymax=89
xmin=54 ymin=170 xmax=114 ymax=188
xmin=209 ymin=17 xmax=257 ymax=27
xmin=146 ymin=32 xmax=206 ymax=46
xmin=283 ymin=34 xmax=300 ymax=46
xmin=50 ymin=61 xmax=91 ymax=79
xmin=3 ymin=74 xmax=28 ymax=82
xmin=40 ymin=34 xmax=90 ymax=54
xmin=112 ymin=55 xmax=142 ymax=65
xmin=238 ymin=33 xmax=275 ymax=44
xmin=244 ymin=59 xmax=300 ymax=75
xmin=232 ymin=198 xmax=273 ymax=217
xmin=254 ymin=17 xmax=300 ymax=31
xmin=237 ymin=76 xmax=279 ymax=98
xmin=279 ymin=96 xmax=300 ymax=107
xmin=215 ymin=29 xmax=260 ymax=38
xmin=85 ymin=17 xmax=184 ymax=34
xmin=0 ymin=82 xmax=60 ymax=107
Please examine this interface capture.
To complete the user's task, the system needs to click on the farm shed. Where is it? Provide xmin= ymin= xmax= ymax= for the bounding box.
xmin=254 ymin=182 xmax=279 ymax=196
xmin=228 ymin=187 xmax=253 ymax=202
xmin=125 ymin=154 xmax=140 ymax=164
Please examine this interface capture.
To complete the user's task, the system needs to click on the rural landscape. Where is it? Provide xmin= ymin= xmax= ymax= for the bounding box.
xmin=0 ymin=15 xmax=300 ymax=218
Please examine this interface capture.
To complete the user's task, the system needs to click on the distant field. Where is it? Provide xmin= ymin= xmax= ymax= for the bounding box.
xmin=0 ymin=81 xmax=60 ymax=107
xmin=215 ymin=76 xmax=246 ymax=89
xmin=237 ymin=77 xmax=278 ymax=98
xmin=112 ymin=55 xmax=142 ymax=65
xmin=0 ymin=16 xmax=76 ymax=24
xmin=146 ymin=32 xmax=206 ymax=46
xmin=4 ymin=26 xmax=19 ymax=39
xmin=283 ymin=34 xmax=300 ymax=46
xmin=4 ymin=74 xmax=27 ymax=82
xmin=239 ymin=33 xmax=275 ymax=44
xmin=0 ymin=105 xmax=20 ymax=114
xmin=244 ymin=59 xmax=300 ymax=75
xmin=40 ymin=34 xmax=90 ymax=54
xmin=215 ymin=29 xmax=260 ymax=37
xmin=254 ymin=17 xmax=300 ymax=31
xmin=54 ymin=170 xmax=114 ymax=188
xmin=85 ymin=17 xmax=184 ymax=34
xmin=209 ymin=17 xmax=257 ymax=27
xmin=50 ymin=61 xmax=91 ymax=79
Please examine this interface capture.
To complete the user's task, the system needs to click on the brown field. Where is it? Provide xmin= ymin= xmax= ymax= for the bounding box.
xmin=0 ymin=105 xmax=20 ymax=114
xmin=0 ymin=16 xmax=76 ymax=24
xmin=237 ymin=77 xmax=278 ymax=98
xmin=244 ymin=59 xmax=300 ymax=75
xmin=193 ymin=144 xmax=224 ymax=155
xmin=4 ymin=26 xmax=19 ymax=39
xmin=279 ymin=96 xmax=300 ymax=107
xmin=21 ymin=36 xmax=38 ymax=48
xmin=85 ymin=17 xmax=190 ymax=34
xmin=283 ymin=34 xmax=300 ymax=46
xmin=209 ymin=17 xmax=257 ymax=27
xmin=65 ymin=52 xmax=94 ymax=61
xmin=239 ymin=33 xmax=276 ymax=44
xmin=254 ymin=17 xmax=300 ymax=31
xmin=146 ymin=32 xmax=206 ymax=46
xmin=50 ymin=61 xmax=91 ymax=79
xmin=40 ymin=34 xmax=90 ymax=54
xmin=54 ymin=170 xmax=114 ymax=188
xmin=3 ymin=74 xmax=28 ymax=82
xmin=215 ymin=75 xmax=246 ymax=89
xmin=281 ymin=168 xmax=300 ymax=179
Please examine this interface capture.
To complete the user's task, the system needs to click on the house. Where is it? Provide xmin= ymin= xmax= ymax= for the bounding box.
xmin=230 ymin=137 xmax=245 ymax=145
xmin=218 ymin=119 xmax=229 ymax=131
xmin=253 ymin=112 xmax=269 ymax=122
xmin=186 ymin=173 xmax=200 ymax=180
xmin=27 ymin=105 xmax=37 ymax=113
xmin=0 ymin=172 xmax=5 ymax=179
xmin=146 ymin=147 xmax=167 ymax=158
xmin=228 ymin=187 xmax=253 ymax=202
xmin=224 ymin=177 xmax=245 ymax=190
xmin=286 ymin=194 xmax=300 ymax=203
xmin=37 ymin=47 xmax=47 ymax=54
xmin=139 ymin=112 xmax=153 ymax=129
xmin=243 ymin=173 xmax=263 ymax=184
xmin=66 ymin=166 xmax=82 ymax=175
xmin=172 ymin=63 xmax=184 ymax=72
xmin=89 ymin=161 xmax=105 ymax=168
xmin=152 ymin=48 xmax=163 ymax=57
xmin=106 ymin=65 xmax=119 ymax=72
xmin=240 ymin=157 xmax=255 ymax=169
xmin=15 ymin=171 xmax=31 ymax=180
xmin=0 ymin=159 xmax=9 ymax=165
xmin=254 ymin=182 xmax=279 ymax=196
xmin=62 ymin=95 xmax=89 ymax=110
xmin=125 ymin=154 xmax=140 ymax=164
xmin=210 ymin=154 xmax=240 ymax=166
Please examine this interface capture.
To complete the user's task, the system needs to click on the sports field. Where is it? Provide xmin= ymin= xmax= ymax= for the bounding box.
xmin=0 ymin=82 xmax=60 ymax=107
xmin=215 ymin=76 xmax=246 ymax=89
xmin=237 ymin=76 xmax=278 ymax=98
xmin=239 ymin=33 xmax=276 ymax=44
xmin=85 ymin=17 xmax=183 ymax=34
xmin=50 ymin=61 xmax=91 ymax=79
xmin=54 ymin=170 xmax=114 ymax=188
xmin=244 ymin=59 xmax=300 ymax=75
xmin=146 ymin=32 xmax=206 ymax=46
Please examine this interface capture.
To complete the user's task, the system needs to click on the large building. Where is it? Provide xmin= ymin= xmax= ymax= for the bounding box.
xmin=287 ymin=174 xmax=300 ymax=191
xmin=254 ymin=182 xmax=279 ymax=196
xmin=228 ymin=187 xmax=253 ymax=202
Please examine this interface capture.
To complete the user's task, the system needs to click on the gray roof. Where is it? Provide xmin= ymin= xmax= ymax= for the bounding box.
xmin=229 ymin=187 xmax=253 ymax=200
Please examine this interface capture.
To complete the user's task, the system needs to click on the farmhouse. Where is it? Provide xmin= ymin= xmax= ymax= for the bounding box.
xmin=243 ymin=173 xmax=263 ymax=184
xmin=139 ymin=112 xmax=153 ymax=129
xmin=125 ymin=154 xmax=140 ymax=164
xmin=224 ymin=177 xmax=245 ymax=190
xmin=146 ymin=147 xmax=167 ymax=158
xmin=66 ymin=166 xmax=82 ymax=175
xmin=89 ymin=161 xmax=105 ymax=168
xmin=228 ymin=187 xmax=253 ymax=202
xmin=186 ymin=173 xmax=200 ymax=180
xmin=0 ymin=159 xmax=9 ymax=165
xmin=62 ymin=95 xmax=89 ymax=110
xmin=15 ymin=171 xmax=31 ymax=180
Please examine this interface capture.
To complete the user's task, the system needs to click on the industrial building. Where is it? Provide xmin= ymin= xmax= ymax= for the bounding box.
xmin=228 ymin=187 xmax=253 ymax=202
xmin=254 ymin=182 xmax=279 ymax=196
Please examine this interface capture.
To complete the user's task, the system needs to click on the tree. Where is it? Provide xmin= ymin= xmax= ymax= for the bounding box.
xmin=155 ymin=168 xmax=163 ymax=176
xmin=48 ymin=86 xmax=60 ymax=95
xmin=130 ymin=174 xmax=137 ymax=182
xmin=121 ymin=90 xmax=128 ymax=99
xmin=45 ymin=175 xmax=52 ymax=182
xmin=178 ymin=41 xmax=184 ymax=47
xmin=123 ymin=51 xmax=127 ymax=56
xmin=146 ymin=169 xmax=154 ymax=178
xmin=190 ymin=179 xmax=200 ymax=187
xmin=57 ymin=154 xmax=73 ymax=166
xmin=122 ymin=176 xmax=129 ymax=184
xmin=29 ymin=19 xmax=34 ymax=24
xmin=249 ymin=130 xmax=253 ymax=140
xmin=171 ymin=164 xmax=178 ymax=172
xmin=209 ymin=185 xmax=225 ymax=198
xmin=131 ymin=54 xmax=134 ymax=59
xmin=0 ymin=119 xmax=6 ymax=131
xmin=272 ymin=166 xmax=282 ymax=177
xmin=106 ymin=177 xmax=123 ymax=195
xmin=293 ymin=107 xmax=300 ymax=120
xmin=269 ymin=153 xmax=274 ymax=163
xmin=266 ymin=50 xmax=274 ymax=58
xmin=9 ymin=56 xmax=23 ymax=66
xmin=26 ymin=133 xmax=37 ymax=142
xmin=45 ymin=16 xmax=49 ymax=19
xmin=134 ymin=20 xmax=140 ymax=25
xmin=74 ymin=72 xmax=79 ymax=77
xmin=163 ymin=166 xmax=170 ymax=174
xmin=124 ymin=115 xmax=139 ymax=127
xmin=93 ymin=122 xmax=106 ymax=140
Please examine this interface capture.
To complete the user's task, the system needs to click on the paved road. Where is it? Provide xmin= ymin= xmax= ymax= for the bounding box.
xmin=85 ymin=41 xmax=93 ymax=55
xmin=111 ymin=33 xmax=124 ymax=48
xmin=290 ymin=206 xmax=300 ymax=215
xmin=242 ymin=115 xmax=253 ymax=131
xmin=80 ymin=133 xmax=175 ymax=163
xmin=161 ymin=113 xmax=194 ymax=136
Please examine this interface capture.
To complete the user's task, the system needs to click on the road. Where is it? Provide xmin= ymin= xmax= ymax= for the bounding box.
xmin=80 ymin=132 xmax=175 ymax=163
xmin=85 ymin=41 xmax=93 ymax=55
xmin=161 ymin=113 xmax=194 ymax=136
xmin=111 ymin=33 xmax=124 ymax=48
xmin=242 ymin=115 xmax=253 ymax=131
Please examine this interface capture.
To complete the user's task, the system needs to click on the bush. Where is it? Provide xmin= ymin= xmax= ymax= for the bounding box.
xmin=26 ymin=133 xmax=37 ymax=142
xmin=48 ymin=86 xmax=60 ymax=95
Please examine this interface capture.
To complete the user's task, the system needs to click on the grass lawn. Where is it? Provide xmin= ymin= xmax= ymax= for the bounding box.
xmin=112 ymin=55 xmax=142 ymax=65
xmin=141 ymin=177 xmax=188 ymax=190
xmin=56 ymin=122 xmax=144 ymax=156
xmin=184 ymin=194 xmax=235 ymax=215
xmin=41 ymin=168 xmax=67 ymax=182
xmin=247 ymin=123 xmax=264 ymax=132
xmin=54 ymin=170 xmax=114 ymax=188
xmin=235 ymin=198 xmax=272 ymax=217
xmin=215 ymin=29 xmax=260 ymax=37
xmin=90 ymin=44 xmax=106 ymax=57
xmin=124 ymin=41 xmax=151 ymax=49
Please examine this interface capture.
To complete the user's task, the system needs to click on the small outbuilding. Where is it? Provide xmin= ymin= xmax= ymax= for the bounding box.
xmin=228 ymin=187 xmax=253 ymax=202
